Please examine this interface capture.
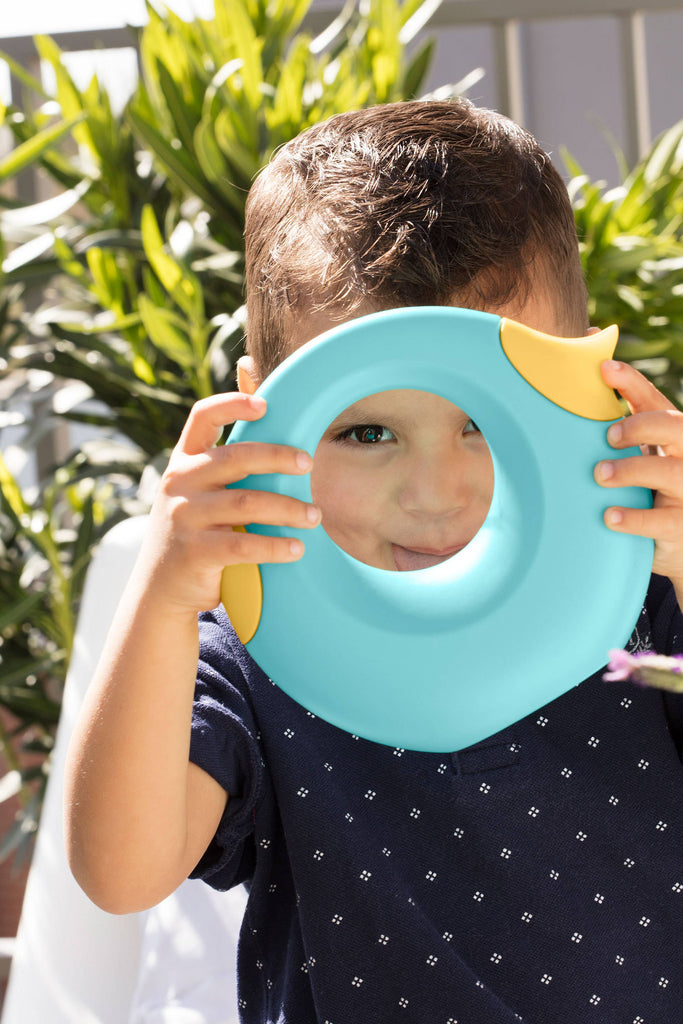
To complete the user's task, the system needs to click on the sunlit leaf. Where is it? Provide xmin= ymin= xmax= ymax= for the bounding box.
xmin=141 ymin=205 xmax=204 ymax=321
xmin=0 ymin=115 xmax=84 ymax=184
xmin=0 ymin=180 xmax=91 ymax=230
xmin=138 ymin=294 xmax=195 ymax=369
xmin=0 ymin=50 xmax=49 ymax=98
xmin=399 ymin=0 xmax=443 ymax=43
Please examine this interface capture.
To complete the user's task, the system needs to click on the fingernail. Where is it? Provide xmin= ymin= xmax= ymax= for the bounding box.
xmin=603 ymin=360 xmax=622 ymax=372
xmin=606 ymin=508 xmax=623 ymax=526
xmin=306 ymin=504 xmax=321 ymax=524
xmin=289 ymin=539 xmax=304 ymax=557
xmin=597 ymin=461 xmax=615 ymax=480
xmin=607 ymin=423 xmax=622 ymax=444
xmin=296 ymin=451 xmax=313 ymax=471
xmin=249 ymin=395 xmax=266 ymax=408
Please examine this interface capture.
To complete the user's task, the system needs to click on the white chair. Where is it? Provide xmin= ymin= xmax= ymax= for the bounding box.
xmin=2 ymin=517 xmax=246 ymax=1024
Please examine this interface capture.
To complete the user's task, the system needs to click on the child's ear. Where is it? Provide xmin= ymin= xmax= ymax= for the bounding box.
xmin=237 ymin=355 xmax=261 ymax=395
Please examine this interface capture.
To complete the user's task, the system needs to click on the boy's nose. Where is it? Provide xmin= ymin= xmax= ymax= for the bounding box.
xmin=398 ymin=449 xmax=472 ymax=517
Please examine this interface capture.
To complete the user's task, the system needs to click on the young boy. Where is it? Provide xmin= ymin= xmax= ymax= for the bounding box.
xmin=66 ymin=101 xmax=683 ymax=1024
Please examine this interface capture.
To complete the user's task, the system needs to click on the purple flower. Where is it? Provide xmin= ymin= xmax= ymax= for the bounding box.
xmin=604 ymin=649 xmax=683 ymax=692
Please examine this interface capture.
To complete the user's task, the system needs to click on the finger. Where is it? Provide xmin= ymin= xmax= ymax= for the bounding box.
xmin=594 ymin=453 xmax=683 ymax=498
xmin=209 ymin=526 xmax=306 ymax=565
xmin=603 ymin=504 xmax=683 ymax=542
xmin=606 ymin=409 xmax=683 ymax=458
xmin=601 ymin=360 xmax=676 ymax=416
xmin=165 ymin=442 xmax=314 ymax=494
xmin=198 ymin=488 xmax=321 ymax=531
xmin=209 ymin=441 xmax=314 ymax=486
xmin=178 ymin=393 xmax=267 ymax=456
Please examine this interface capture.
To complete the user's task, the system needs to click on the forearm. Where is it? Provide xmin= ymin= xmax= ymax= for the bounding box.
xmin=64 ymin=393 xmax=315 ymax=912
xmin=64 ymin=563 xmax=206 ymax=913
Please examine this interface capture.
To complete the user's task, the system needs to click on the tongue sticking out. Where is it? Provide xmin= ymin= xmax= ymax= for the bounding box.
xmin=391 ymin=545 xmax=461 ymax=572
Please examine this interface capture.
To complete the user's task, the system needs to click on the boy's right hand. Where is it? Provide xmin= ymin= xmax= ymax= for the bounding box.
xmin=141 ymin=392 xmax=320 ymax=616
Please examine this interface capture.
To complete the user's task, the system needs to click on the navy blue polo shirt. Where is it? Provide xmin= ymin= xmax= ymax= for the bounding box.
xmin=190 ymin=575 xmax=683 ymax=1024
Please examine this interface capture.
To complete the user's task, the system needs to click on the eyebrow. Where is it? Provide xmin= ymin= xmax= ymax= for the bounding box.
xmin=326 ymin=406 xmax=404 ymax=432
xmin=323 ymin=393 xmax=474 ymax=438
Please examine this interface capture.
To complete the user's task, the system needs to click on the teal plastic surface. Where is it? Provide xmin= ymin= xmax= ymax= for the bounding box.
xmin=226 ymin=307 xmax=653 ymax=751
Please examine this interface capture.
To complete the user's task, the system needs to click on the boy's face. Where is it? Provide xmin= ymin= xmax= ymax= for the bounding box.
xmin=266 ymin=292 xmax=573 ymax=572
xmin=312 ymin=386 xmax=493 ymax=571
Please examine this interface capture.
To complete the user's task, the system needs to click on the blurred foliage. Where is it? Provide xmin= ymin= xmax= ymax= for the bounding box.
xmin=567 ymin=121 xmax=683 ymax=406
xmin=0 ymin=0 xmax=455 ymax=862
xmin=0 ymin=449 xmax=133 ymax=865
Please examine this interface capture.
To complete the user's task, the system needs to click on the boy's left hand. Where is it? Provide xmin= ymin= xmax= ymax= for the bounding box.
xmin=595 ymin=359 xmax=683 ymax=606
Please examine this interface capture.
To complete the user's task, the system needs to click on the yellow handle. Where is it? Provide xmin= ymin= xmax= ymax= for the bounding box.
xmin=500 ymin=320 xmax=624 ymax=421
xmin=220 ymin=527 xmax=263 ymax=644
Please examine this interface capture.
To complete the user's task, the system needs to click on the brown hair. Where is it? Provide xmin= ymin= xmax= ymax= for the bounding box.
xmin=245 ymin=99 xmax=587 ymax=378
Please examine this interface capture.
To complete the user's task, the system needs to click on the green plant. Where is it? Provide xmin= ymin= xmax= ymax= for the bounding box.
xmin=567 ymin=120 xmax=683 ymax=406
xmin=0 ymin=0 xmax=450 ymax=861
xmin=0 ymin=448 xmax=133 ymax=863
xmin=2 ymin=0 xmax=453 ymax=454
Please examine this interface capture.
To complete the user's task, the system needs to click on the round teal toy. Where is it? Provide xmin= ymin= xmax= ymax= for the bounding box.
xmin=221 ymin=307 xmax=653 ymax=752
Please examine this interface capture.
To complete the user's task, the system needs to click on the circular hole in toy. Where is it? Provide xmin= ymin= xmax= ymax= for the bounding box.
xmin=311 ymin=389 xmax=494 ymax=572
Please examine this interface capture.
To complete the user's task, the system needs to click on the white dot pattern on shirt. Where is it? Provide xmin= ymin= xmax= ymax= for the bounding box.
xmin=270 ymin=679 xmax=680 ymax=1021
xmin=195 ymin=606 xmax=682 ymax=1023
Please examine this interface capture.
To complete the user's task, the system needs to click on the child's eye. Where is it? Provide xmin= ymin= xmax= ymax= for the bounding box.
xmin=463 ymin=419 xmax=481 ymax=435
xmin=338 ymin=424 xmax=396 ymax=444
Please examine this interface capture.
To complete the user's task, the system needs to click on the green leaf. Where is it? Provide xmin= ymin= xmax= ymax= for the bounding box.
xmin=70 ymin=493 xmax=95 ymax=598
xmin=309 ymin=0 xmax=355 ymax=55
xmin=0 ymin=51 xmax=49 ymax=98
xmin=0 ymin=451 xmax=30 ymax=523
xmin=34 ymin=36 xmax=95 ymax=154
xmin=0 ymin=179 xmax=91 ymax=230
xmin=48 ymin=311 xmax=143 ymax=336
xmin=201 ymin=58 xmax=244 ymax=122
xmin=399 ymin=0 xmax=443 ymax=43
xmin=269 ymin=36 xmax=308 ymax=132
xmin=213 ymin=109 xmax=260 ymax=185
xmin=0 ymin=592 xmax=42 ymax=633
xmin=1 ymin=232 xmax=56 ymax=275
xmin=0 ymin=670 xmax=63 ymax=718
xmin=155 ymin=59 xmax=201 ymax=153
xmin=402 ymin=37 xmax=434 ymax=99
xmin=138 ymin=294 xmax=196 ymax=369
xmin=0 ymin=115 xmax=85 ymax=184
xmin=140 ymin=205 xmax=204 ymax=321
xmin=127 ymin=100 xmax=220 ymax=209
xmin=215 ymin=0 xmax=263 ymax=109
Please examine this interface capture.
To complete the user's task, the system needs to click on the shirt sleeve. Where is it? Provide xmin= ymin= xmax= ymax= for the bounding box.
xmin=188 ymin=607 xmax=264 ymax=890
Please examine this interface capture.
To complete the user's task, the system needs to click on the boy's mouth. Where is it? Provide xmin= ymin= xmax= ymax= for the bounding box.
xmin=391 ymin=543 xmax=465 ymax=572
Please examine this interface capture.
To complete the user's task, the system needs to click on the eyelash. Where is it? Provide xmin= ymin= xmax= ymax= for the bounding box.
xmin=333 ymin=425 xmax=395 ymax=445
xmin=332 ymin=420 xmax=481 ymax=445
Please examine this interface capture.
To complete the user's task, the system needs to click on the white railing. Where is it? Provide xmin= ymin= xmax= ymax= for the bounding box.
xmin=3 ymin=0 xmax=683 ymax=162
